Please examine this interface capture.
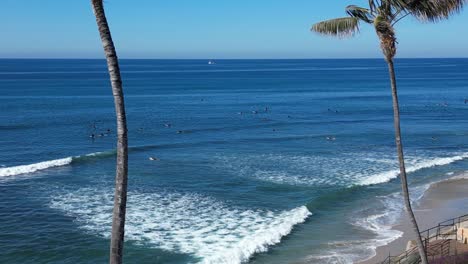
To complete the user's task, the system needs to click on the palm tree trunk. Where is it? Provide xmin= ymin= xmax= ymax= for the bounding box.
xmin=91 ymin=1 xmax=129 ymax=264
xmin=386 ymin=58 xmax=428 ymax=264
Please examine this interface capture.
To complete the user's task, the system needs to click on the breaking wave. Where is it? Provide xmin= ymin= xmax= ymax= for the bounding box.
xmin=217 ymin=151 xmax=468 ymax=188
xmin=0 ymin=151 xmax=114 ymax=177
xmin=0 ymin=157 xmax=73 ymax=177
xmin=359 ymin=153 xmax=468 ymax=186
xmin=50 ymin=188 xmax=311 ymax=264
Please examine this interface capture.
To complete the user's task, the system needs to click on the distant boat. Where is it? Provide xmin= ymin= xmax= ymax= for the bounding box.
xmin=208 ymin=60 xmax=216 ymax=65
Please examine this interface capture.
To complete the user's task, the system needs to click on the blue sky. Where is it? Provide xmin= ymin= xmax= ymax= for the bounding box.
xmin=1 ymin=0 xmax=467 ymax=59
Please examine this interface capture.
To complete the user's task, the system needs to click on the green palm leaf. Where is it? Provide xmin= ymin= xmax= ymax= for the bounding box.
xmin=346 ymin=5 xmax=374 ymax=23
xmin=311 ymin=17 xmax=360 ymax=38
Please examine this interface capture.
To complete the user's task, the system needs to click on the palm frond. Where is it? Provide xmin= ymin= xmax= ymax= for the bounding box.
xmin=387 ymin=0 xmax=412 ymax=11
xmin=369 ymin=0 xmax=377 ymax=12
xmin=311 ymin=17 xmax=360 ymax=38
xmin=405 ymin=0 xmax=465 ymax=21
xmin=367 ymin=0 xmax=405 ymax=13
xmin=346 ymin=5 xmax=374 ymax=23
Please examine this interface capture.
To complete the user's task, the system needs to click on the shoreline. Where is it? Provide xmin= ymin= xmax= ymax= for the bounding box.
xmin=359 ymin=172 xmax=468 ymax=264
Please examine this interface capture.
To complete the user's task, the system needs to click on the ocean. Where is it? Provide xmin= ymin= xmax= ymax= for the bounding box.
xmin=0 ymin=58 xmax=467 ymax=264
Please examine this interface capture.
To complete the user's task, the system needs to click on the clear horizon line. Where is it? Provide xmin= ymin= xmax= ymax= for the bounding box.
xmin=0 ymin=57 xmax=467 ymax=60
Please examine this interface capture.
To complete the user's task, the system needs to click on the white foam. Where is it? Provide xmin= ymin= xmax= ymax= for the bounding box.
xmin=84 ymin=152 xmax=105 ymax=157
xmin=359 ymin=153 xmax=468 ymax=186
xmin=305 ymin=184 xmax=432 ymax=264
xmin=349 ymin=184 xmax=431 ymax=262
xmin=50 ymin=188 xmax=311 ymax=264
xmin=0 ymin=157 xmax=73 ymax=177
xmin=218 ymin=153 xmax=400 ymax=187
xmin=451 ymin=175 xmax=468 ymax=180
xmin=218 ymin=151 xmax=468 ymax=188
xmin=0 ymin=151 xmax=113 ymax=178
xmin=307 ymin=207 xmax=404 ymax=263
xmin=350 ymin=206 xmax=404 ymax=262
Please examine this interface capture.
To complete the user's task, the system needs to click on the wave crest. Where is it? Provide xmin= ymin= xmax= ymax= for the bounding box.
xmin=0 ymin=151 xmax=113 ymax=177
xmin=218 ymin=151 xmax=468 ymax=188
xmin=359 ymin=153 xmax=468 ymax=186
xmin=50 ymin=188 xmax=311 ymax=264
xmin=0 ymin=157 xmax=73 ymax=177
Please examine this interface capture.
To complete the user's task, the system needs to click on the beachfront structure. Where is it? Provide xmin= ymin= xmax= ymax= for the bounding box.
xmin=381 ymin=214 xmax=468 ymax=263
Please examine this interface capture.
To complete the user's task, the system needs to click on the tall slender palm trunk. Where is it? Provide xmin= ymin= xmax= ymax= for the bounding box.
xmin=91 ymin=1 xmax=129 ymax=264
xmin=385 ymin=58 xmax=428 ymax=264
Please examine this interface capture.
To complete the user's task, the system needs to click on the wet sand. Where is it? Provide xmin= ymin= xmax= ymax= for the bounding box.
xmin=360 ymin=173 xmax=468 ymax=264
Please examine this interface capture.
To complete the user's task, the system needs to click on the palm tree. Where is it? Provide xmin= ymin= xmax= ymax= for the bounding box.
xmin=90 ymin=1 xmax=129 ymax=263
xmin=311 ymin=1 xmax=464 ymax=263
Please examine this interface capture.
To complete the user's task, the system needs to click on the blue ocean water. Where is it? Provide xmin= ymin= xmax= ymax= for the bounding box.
xmin=0 ymin=59 xmax=467 ymax=264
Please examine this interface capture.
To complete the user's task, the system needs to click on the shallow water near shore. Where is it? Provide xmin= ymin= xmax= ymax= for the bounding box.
xmin=360 ymin=172 xmax=468 ymax=264
xmin=0 ymin=59 xmax=467 ymax=263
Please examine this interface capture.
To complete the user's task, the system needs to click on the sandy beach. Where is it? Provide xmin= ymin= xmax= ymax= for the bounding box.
xmin=360 ymin=172 xmax=468 ymax=264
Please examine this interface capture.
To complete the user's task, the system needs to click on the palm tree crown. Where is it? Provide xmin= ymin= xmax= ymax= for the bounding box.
xmin=312 ymin=0 xmax=464 ymax=58
xmin=311 ymin=1 xmax=464 ymax=263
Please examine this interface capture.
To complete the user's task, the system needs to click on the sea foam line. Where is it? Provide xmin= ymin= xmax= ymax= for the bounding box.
xmin=0 ymin=157 xmax=73 ymax=177
xmin=359 ymin=153 xmax=468 ymax=186
xmin=219 ymin=151 xmax=468 ymax=188
xmin=203 ymin=206 xmax=311 ymax=264
xmin=318 ymin=172 xmax=468 ymax=264
xmin=0 ymin=151 xmax=109 ymax=177
xmin=50 ymin=189 xmax=311 ymax=264
xmin=309 ymin=184 xmax=431 ymax=264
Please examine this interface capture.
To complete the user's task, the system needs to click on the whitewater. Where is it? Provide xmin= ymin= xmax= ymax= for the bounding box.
xmin=0 ymin=151 xmax=111 ymax=177
xmin=50 ymin=188 xmax=311 ymax=264
xmin=2 ymin=58 xmax=467 ymax=264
